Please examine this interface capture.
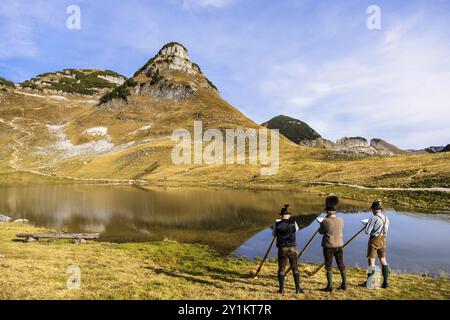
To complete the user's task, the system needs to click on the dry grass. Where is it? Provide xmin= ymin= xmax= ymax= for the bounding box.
xmin=0 ymin=222 xmax=448 ymax=300
xmin=0 ymin=86 xmax=449 ymax=212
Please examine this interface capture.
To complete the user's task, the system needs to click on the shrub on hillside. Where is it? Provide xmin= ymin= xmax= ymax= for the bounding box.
xmin=0 ymin=76 xmax=14 ymax=87
xmin=99 ymin=85 xmax=128 ymax=104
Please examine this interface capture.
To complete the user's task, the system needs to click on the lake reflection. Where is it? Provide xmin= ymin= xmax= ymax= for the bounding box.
xmin=0 ymin=184 xmax=449 ymax=274
xmin=0 ymin=184 xmax=364 ymax=252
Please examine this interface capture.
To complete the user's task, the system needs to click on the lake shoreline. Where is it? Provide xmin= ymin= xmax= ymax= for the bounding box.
xmin=1 ymin=170 xmax=449 ymax=212
xmin=2 ymin=183 xmax=448 ymax=276
xmin=0 ymin=222 xmax=449 ymax=300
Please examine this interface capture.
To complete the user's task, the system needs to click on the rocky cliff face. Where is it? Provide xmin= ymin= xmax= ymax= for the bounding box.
xmin=137 ymin=81 xmax=196 ymax=100
xmin=327 ymin=137 xmax=378 ymax=156
xmin=335 ymin=137 xmax=369 ymax=149
xmin=299 ymin=137 xmax=335 ymax=149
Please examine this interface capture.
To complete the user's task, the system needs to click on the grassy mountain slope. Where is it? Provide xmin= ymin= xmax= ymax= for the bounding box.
xmin=262 ymin=115 xmax=321 ymax=144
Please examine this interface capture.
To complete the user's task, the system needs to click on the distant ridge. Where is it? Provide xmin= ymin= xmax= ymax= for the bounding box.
xmin=425 ymin=146 xmax=445 ymax=153
xmin=262 ymin=115 xmax=321 ymax=144
xmin=262 ymin=115 xmax=410 ymax=157
xmin=18 ymin=69 xmax=126 ymax=96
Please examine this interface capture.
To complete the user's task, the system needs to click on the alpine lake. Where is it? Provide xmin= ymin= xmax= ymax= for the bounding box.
xmin=0 ymin=184 xmax=449 ymax=276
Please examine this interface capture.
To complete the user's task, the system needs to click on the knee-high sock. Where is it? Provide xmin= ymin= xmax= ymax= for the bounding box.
xmin=293 ymin=273 xmax=301 ymax=291
xmin=278 ymin=274 xmax=285 ymax=291
xmin=382 ymin=265 xmax=390 ymax=286
xmin=340 ymin=271 xmax=347 ymax=287
xmin=326 ymin=271 xmax=333 ymax=289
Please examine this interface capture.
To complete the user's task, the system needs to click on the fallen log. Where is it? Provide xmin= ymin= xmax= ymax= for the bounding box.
xmin=16 ymin=233 xmax=100 ymax=241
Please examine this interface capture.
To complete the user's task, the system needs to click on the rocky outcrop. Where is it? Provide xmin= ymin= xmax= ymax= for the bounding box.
xmin=97 ymin=75 xmax=126 ymax=86
xmin=425 ymin=146 xmax=445 ymax=153
xmin=300 ymin=136 xmax=409 ymax=157
xmin=335 ymin=137 xmax=369 ymax=149
xmin=331 ymin=137 xmax=377 ymax=156
xmin=299 ymin=137 xmax=335 ymax=149
xmin=137 ymin=81 xmax=196 ymax=100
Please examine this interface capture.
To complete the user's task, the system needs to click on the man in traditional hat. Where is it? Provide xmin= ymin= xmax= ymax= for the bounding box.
xmin=272 ymin=204 xmax=303 ymax=294
xmin=363 ymin=200 xmax=390 ymax=288
xmin=318 ymin=196 xmax=347 ymax=292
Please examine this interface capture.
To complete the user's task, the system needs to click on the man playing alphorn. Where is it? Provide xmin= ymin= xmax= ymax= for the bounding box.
xmin=273 ymin=204 xmax=303 ymax=294
xmin=319 ymin=196 xmax=347 ymax=292
xmin=363 ymin=200 xmax=390 ymax=288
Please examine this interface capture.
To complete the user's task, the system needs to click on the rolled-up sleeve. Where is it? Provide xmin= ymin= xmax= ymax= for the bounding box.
xmin=384 ymin=217 xmax=390 ymax=236
xmin=365 ymin=218 xmax=374 ymax=235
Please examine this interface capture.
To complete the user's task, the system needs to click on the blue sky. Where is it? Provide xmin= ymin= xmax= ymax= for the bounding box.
xmin=1 ymin=0 xmax=449 ymax=149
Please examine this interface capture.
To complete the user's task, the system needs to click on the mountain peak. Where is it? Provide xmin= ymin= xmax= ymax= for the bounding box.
xmin=134 ymin=42 xmax=202 ymax=78
xmin=158 ymin=42 xmax=189 ymax=59
xmin=99 ymin=42 xmax=219 ymax=105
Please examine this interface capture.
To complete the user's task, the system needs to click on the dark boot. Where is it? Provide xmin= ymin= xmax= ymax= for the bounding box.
xmin=293 ymin=273 xmax=304 ymax=294
xmin=278 ymin=274 xmax=285 ymax=294
xmin=322 ymin=271 xmax=333 ymax=292
xmin=382 ymin=265 xmax=390 ymax=289
xmin=339 ymin=271 xmax=347 ymax=290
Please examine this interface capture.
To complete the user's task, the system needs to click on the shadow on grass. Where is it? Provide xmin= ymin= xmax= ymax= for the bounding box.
xmin=146 ymin=265 xmax=277 ymax=289
xmin=149 ymin=267 xmax=223 ymax=288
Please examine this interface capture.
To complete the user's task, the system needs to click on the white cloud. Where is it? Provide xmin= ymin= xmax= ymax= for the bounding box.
xmin=259 ymin=20 xmax=450 ymax=149
xmin=0 ymin=0 xmax=60 ymax=59
xmin=0 ymin=19 xmax=38 ymax=59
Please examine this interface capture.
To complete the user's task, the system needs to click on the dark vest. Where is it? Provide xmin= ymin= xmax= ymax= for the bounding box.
xmin=275 ymin=219 xmax=297 ymax=248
